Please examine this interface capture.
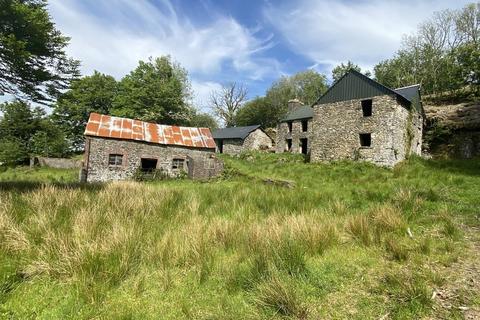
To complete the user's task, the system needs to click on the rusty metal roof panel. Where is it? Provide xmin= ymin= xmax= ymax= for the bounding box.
xmin=84 ymin=113 xmax=216 ymax=149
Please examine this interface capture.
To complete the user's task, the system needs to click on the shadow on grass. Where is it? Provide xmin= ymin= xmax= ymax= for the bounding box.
xmin=0 ymin=181 xmax=105 ymax=193
xmin=422 ymin=157 xmax=480 ymax=176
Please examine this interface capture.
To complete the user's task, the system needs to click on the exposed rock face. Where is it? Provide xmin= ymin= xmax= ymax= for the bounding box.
xmin=310 ymin=95 xmax=423 ymax=167
xmin=424 ymin=103 xmax=480 ymax=130
xmin=84 ymin=137 xmax=222 ymax=182
xmin=424 ymin=102 xmax=480 ymax=158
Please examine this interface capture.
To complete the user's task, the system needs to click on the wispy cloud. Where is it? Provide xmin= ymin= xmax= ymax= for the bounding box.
xmin=47 ymin=0 xmax=281 ymax=106
xmin=264 ymin=0 xmax=472 ymax=75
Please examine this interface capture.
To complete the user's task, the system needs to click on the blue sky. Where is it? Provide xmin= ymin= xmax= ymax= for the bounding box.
xmin=4 ymin=0 xmax=472 ymax=109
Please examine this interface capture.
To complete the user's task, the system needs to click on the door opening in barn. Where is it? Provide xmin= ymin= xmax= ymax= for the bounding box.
xmin=141 ymin=158 xmax=158 ymax=172
xmin=217 ymin=139 xmax=223 ymax=153
xmin=300 ymin=138 xmax=308 ymax=155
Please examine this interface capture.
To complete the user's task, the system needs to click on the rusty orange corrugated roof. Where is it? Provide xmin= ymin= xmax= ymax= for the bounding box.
xmin=84 ymin=113 xmax=216 ymax=149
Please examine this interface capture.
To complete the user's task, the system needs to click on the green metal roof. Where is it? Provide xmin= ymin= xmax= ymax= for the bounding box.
xmin=316 ymin=70 xmax=412 ymax=106
xmin=281 ymin=105 xmax=313 ymax=122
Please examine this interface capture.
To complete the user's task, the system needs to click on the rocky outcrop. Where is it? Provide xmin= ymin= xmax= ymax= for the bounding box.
xmin=424 ymin=102 xmax=480 ymax=159
xmin=424 ymin=103 xmax=480 ymax=129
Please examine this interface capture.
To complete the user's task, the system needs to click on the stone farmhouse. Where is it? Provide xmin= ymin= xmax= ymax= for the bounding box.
xmin=277 ymin=70 xmax=424 ymax=167
xmin=276 ymin=99 xmax=313 ymax=155
xmin=82 ymin=113 xmax=223 ymax=182
xmin=212 ymin=125 xmax=273 ymax=155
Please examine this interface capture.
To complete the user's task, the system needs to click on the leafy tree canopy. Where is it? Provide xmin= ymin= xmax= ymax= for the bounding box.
xmin=0 ymin=0 xmax=80 ymax=104
xmin=0 ymin=100 xmax=68 ymax=165
xmin=374 ymin=2 xmax=480 ymax=98
xmin=235 ymin=70 xmax=328 ymax=128
xmin=52 ymin=71 xmax=118 ymax=150
xmin=112 ymin=56 xmax=193 ymax=125
xmin=331 ymin=61 xmax=371 ymax=83
xmin=189 ymin=111 xmax=218 ymax=130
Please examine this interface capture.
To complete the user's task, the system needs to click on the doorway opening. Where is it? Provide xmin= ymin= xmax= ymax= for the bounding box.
xmin=300 ymin=138 xmax=308 ymax=155
xmin=217 ymin=139 xmax=224 ymax=153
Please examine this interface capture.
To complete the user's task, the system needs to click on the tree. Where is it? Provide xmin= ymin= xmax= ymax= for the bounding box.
xmin=0 ymin=100 xmax=68 ymax=165
xmin=209 ymin=82 xmax=247 ymax=127
xmin=112 ymin=56 xmax=193 ymax=125
xmin=331 ymin=61 xmax=371 ymax=82
xmin=52 ymin=71 xmax=118 ymax=150
xmin=266 ymin=70 xmax=328 ymax=109
xmin=0 ymin=0 xmax=80 ymax=104
xmin=189 ymin=111 xmax=218 ymax=130
xmin=0 ymin=100 xmax=44 ymax=142
xmin=235 ymin=97 xmax=277 ymax=128
xmin=374 ymin=3 xmax=480 ymax=97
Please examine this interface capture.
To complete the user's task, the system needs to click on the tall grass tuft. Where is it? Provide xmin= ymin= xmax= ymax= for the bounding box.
xmin=255 ymin=274 xmax=308 ymax=319
xmin=346 ymin=214 xmax=372 ymax=246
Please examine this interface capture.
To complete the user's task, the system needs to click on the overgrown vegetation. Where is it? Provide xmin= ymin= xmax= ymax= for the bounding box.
xmin=0 ymin=153 xmax=478 ymax=319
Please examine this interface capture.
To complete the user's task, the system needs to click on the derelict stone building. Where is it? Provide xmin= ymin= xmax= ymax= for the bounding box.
xmin=82 ymin=113 xmax=223 ymax=182
xmin=212 ymin=125 xmax=273 ymax=155
xmin=276 ymin=99 xmax=313 ymax=155
xmin=310 ymin=70 xmax=424 ymax=167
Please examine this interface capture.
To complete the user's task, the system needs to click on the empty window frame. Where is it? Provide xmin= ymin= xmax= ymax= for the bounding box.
xmin=108 ymin=154 xmax=123 ymax=166
xmin=286 ymin=139 xmax=292 ymax=151
xmin=301 ymin=120 xmax=308 ymax=132
xmin=287 ymin=121 xmax=293 ymax=133
xmin=172 ymin=158 xmax=185 ymax=170
xmin=141 ymin=158 xmax=158 ymax=172
xmin=359 ymin=133 xmax=372 ymax=147
xmin=361 ymin=99 xmax=373 ymax=117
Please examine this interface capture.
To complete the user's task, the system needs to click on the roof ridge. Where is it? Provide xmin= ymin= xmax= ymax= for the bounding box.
xmin=395 ymin=84 xmax=421 ymax=90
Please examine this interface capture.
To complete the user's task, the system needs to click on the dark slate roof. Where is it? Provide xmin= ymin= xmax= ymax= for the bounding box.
xmin=212 ymin=125 xmax=261 ymax=140
xmin=281 ymin=105 xmax=314 ymax=122
xmin=394 ymin=84 xmax=421 ymax=103
xmin=316 ymin=70 xmax=413 ymax=106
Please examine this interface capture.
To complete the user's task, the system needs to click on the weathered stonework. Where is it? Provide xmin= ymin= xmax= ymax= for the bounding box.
xmin=275 ymin=118 xmax=312 ymax=154
xmin=84 ymin=137 xmax=221 ymax=182
xmin=310 ymin=95 xmax=423 ymax=167
xmin=218 ymin=129 xmax=273 ymax=155
xmin=30 ymin=157 xmax=82 ymax=169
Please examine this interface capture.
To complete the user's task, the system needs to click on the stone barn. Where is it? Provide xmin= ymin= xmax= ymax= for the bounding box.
xmin=310 ymin=70 xmax=424 ymax=167
xmin=212 ymin=125 xmax=273 ymax=155
xmin=82 ymin=113 xmax=223 ymax=182
xmin=276 ymin=99 xmax=313 ymax=155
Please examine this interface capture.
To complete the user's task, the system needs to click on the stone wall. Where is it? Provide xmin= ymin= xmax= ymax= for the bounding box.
xmin=220 ymin=129 xmax=273 ymax=155
xmin=84 ymin=137 xmax=220 ymax=182
xmin=221 ymin=138 xmax=244 ymax=155
xmin=243 ymin=129 xmax=273 ymax=150
xmin=310 ymin=95 xmax=422 ymax=167
xmin=31 ymin=157 xmax=82 ymax=169
xmin=275 ymin=119 xmax=312 ymax=154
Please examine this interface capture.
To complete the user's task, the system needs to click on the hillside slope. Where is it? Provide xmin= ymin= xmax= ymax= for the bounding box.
xmin=0 ymin=154 xmax=479 ymax=319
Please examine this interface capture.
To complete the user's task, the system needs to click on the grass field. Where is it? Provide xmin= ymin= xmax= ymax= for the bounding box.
xmin=0 ymin=153 xmax=479 ymax=319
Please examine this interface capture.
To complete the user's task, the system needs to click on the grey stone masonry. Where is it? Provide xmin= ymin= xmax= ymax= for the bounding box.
xmin=276 ymin=118 xmax=312 ymax=154
xmin=218 ymin=129 xmax=273 ymax=155
xmin=310 ymin=94 xmax=423 ymax=167
xmin=84 ymin=136 xmax=221 ymax=182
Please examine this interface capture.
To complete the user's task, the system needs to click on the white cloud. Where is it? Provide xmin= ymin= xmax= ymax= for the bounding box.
xmin=264 ymin=0 xmax=472 ymax=75
xmin=191 ymin=80 xmax=222 ymax=111
xmin=47 ymin=0 xmax=280 ymax=107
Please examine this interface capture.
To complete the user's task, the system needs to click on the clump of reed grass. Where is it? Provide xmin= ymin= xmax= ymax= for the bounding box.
xmin=384 ymin=237 xmax=409 ymax=261
xmin=346 ymin=214 xmax=372 ymax=246
xmin=254 ymin=274 xmax=308 ymax=319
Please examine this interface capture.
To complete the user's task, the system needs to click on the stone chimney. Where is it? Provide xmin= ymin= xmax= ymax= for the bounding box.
xmin=288 ymin=99 xmax=304 ymax=113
